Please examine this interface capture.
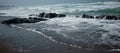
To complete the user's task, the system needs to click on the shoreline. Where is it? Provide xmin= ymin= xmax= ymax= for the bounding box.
xmin=0 ymin=16 xmax=120 ymax=53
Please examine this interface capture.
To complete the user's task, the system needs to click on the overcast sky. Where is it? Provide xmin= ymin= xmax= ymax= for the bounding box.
xmin=0 ymin=0 xmax=119 ymax=6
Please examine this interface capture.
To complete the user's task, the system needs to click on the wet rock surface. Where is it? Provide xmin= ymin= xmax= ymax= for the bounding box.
xmin=82 ymin=14 xmax=120 ymax=20
xmin=1 ymin=12 xmax=66 ymax=24
xmin=1 ymin=13 xmax=120 ymax=25
xmin=1 ymin=17 xmax=47 ymax=24
xmin=38 ymin=12 xmax=66 ymax=18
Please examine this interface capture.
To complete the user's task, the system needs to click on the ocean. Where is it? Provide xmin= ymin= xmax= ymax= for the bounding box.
xmin=0 ymin=1 xmax=120 ymax=52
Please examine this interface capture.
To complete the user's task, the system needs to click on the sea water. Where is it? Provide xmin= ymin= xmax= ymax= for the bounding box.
xmin=0 ymin=1 xmax=120 ymax=51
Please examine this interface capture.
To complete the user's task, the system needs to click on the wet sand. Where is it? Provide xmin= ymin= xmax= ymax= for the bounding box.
xmin=0 ymin=38 xmax=14 ymax=53
xmin=0 ymin=16 xmax=120 ymax=53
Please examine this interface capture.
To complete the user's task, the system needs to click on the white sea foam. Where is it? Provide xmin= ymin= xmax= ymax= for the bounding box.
xmin=0 ymin=1 xmax=120 ymax=17
xmin=15 ymin=16 xmax=120 ymax=46
xmin=11 ymin=24 xmax=82 ymax=49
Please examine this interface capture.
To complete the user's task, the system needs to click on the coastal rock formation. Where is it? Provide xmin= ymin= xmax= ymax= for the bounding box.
xmin=96 ymin=15 xmax=119 ymax=20
xmin=1 ymin=13 xmax=120 ymax=24
xmin=1 ymin=13 xmax=66 ymax=24
xmin=38 ymin=12 xmax=66 ymax=18
xmin=82 ymin=14 xmax=94 ymax=19
xmin=82 ymin=14 xmax=120 ymax=20
xmin=1 ymin=17 xmax=47 ymax=24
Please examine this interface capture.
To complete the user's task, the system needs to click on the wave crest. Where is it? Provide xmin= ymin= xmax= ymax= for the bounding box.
xmin=0 ymin=1 xmax=120 ymax=17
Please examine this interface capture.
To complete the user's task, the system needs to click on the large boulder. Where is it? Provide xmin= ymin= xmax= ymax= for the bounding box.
xmin=1 ymin=17 xmax=47 ymax=24
xmin=38 ymin=12 xmax=66 ymax=18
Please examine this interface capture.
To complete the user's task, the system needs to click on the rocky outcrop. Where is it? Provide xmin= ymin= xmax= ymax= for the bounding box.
xmin=82 ymin=14 xmax=120 ymax=20
xmin=38 ymin=12 xmax=66 ymax=18
xmin=82 ymin=14 xmax=94 ymax=19
xmin=1 ymin=17 xmax=47 ymax=24
xmin=96 ymin=15 xmax=119 ymax=20
xmin=2 ymin=13 xmax=120 ymax=24
xmin=1 ymin=12 xmax=66 ymax=24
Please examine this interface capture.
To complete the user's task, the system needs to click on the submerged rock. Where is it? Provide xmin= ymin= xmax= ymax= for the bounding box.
xmin=38 ymin=12 xmax=66 ymax=18
xmin=1 ymin=17 xmax=47 ymax=24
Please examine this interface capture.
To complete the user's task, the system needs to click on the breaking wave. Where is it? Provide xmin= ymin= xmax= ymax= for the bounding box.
xmin=87 ymin=7 xmax=120 ymax=16
xmin=0 ymin=1 xmax=120 ymax=17
xmin=13 ymin=17 xmax=120 ymax=51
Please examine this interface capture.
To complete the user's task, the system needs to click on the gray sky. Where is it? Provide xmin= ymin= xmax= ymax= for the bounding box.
xmin=0 ymin=0 xmax=119 ymax=6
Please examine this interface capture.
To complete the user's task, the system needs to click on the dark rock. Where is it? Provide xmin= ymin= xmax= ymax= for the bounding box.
xmin=58 ymin=14 xmax=66 ymax=17
xmin=96 ymin=15 xmax=119 ymax=20
xmin=1 ymin=12 xmax=66 ymax=24
xmin=82 ymin=14 xmax=120 ymax=20
xmin=96 ymin=15 xmax=105 ymax=19
xmin=1 ymin=17 xmax=47 ymax=24
xmin=105 ymin=15 xmax=119 ymax=20
xmin=82 ymin=14 xmax=94 ymax=19
xmin=38 ymin=12 xmax=66 ymax=18
xmin=38 ymin=12 xmax=45 ymax=17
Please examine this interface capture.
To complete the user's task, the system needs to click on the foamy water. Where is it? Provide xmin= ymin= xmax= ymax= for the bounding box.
xmin=0 ymin=1 xmax=120 ymax=17
xmin=11 ymin=16 xmax=120 ymax=51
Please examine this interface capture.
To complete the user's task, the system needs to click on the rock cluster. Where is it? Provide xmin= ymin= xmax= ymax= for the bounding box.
xmin=1 ymin=12 xmax=120 ymax=24
xmin=1 ymin=12 xmax=66 ymax=24
xmin=38 ymin=12 xmax=66 ymax=18
xmin=1 ymin=17 xmax=47 ymax=24
xmin=82 ymin=14 xmax=120 ymax=20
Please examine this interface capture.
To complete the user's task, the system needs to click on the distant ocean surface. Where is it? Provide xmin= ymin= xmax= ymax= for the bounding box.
xmin=0 ymin=1 xmax=120 ymax=17
xmin=0 ymin=1 xmax=120 ymax=51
